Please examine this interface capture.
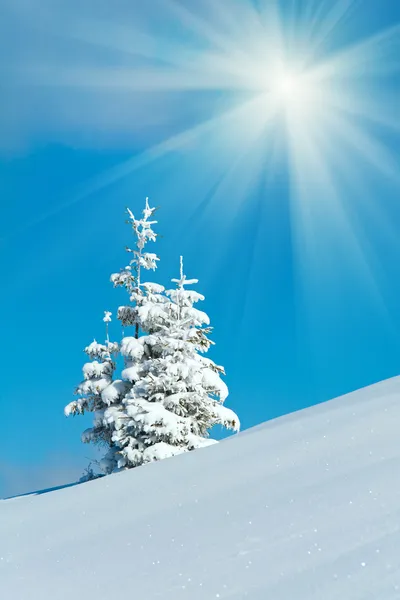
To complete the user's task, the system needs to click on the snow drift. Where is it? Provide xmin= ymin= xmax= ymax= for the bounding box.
xmin=1 ymin=377 xmax=400 ymax=599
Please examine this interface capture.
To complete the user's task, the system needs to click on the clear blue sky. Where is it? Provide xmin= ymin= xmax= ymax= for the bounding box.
xmin=1 ymin=0 xmax=399 ymax=498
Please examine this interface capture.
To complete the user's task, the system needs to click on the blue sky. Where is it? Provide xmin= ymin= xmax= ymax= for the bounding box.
xmin=1 ymin=0 xmax=399 ymax=498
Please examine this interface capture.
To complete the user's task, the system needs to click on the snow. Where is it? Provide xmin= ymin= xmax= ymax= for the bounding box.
xmin=138 ymin=252 xmax=159 ymax=270
xmin=142 ymin=441 xmax=187 ymax=462
xmin=82 ymin=360 xmax=113 ymax=380
xmin=75 ymin=375 xmax=111 ymax=395
xmin=2 ymin=376 xmax=400 ymax=599
xmin=121 ymin=360 xmax=141 ymax=382
xmin=201 ymin=367 xmax=229 ymax=401
xmin=103 ymin=311 xmax=112 ymax=323
xmin=212 ymin=403 xmax=240 ymax=431
xmin=142 ymin=282 xmax=165 ymax=294
xmin=85 ymin=340 xmax=118 ymax=359
xmin=101 ymin=380 xmax=127 ymax=405
xmin=120 ymin=336 xmax=145 ymax=360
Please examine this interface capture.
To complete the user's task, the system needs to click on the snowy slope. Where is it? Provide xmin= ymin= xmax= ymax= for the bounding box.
xmin=2 ymin=377 xmax=400 ymax=600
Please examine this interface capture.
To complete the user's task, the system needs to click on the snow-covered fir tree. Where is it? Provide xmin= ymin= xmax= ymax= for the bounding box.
xmin=66 ymin=198 xmax=240 ymax=474
xmin=103 ymin=198 xmax=172 ymax=465
xmin=105 ymin=255 xmax=240 ymax=469
xmin=64 ymin=312 xmax=126 ymax=475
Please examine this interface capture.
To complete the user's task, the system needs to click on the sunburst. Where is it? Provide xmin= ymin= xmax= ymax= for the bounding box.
xmin=12 ymin=0 xmax=400 ymax=313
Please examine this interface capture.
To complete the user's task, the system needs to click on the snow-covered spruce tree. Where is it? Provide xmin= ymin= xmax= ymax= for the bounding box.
xmin=64 ymin=312 xmax=127 ymax=475
xmin=103 ymin=198 xmax=171 ymax=466
xmin=105 ymin=255 xmax=240 ymax=469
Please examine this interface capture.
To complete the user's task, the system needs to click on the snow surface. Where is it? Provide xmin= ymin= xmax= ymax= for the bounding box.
xmin=2 ymin=376 xmax=400 ymax=599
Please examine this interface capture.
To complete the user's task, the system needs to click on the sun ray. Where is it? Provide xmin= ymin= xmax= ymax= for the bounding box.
xmin=309 ymin=22 xmax=400 ymax=79
xmin=285 ymin=111 xmax=394 ymax=335
xmin=328 ymin=112 xmax=400 ymax=182
xmin=302 ymin=0 xmax=362 ymax=52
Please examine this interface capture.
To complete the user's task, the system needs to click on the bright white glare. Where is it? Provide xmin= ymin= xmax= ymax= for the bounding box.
xmin=272 ymin=67 xmax=303 ymax=99
xmin=276 ymin=72 xmax=298 ymax=96
xmin=266 ymin=66 xmax=320 ymax=117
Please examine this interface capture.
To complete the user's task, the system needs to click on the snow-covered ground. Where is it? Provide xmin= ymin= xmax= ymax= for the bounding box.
xmin=2 ymin=377 xmax=400 ymax=599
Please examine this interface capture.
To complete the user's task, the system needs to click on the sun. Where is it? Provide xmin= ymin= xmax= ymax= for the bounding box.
xmin=272 ymin=67 xmax=315 ymax=113
xmin=275 ymin=70 xmax=300 ymax=98
xmin=256 ymin=61 xmax=324 ymax=125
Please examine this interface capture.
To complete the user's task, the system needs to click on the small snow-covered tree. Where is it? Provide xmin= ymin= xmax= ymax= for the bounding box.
xmin=163 ymin=257 xmax=240 ymax=443
xmin=65 ymin=312 xmax=126 ymax=475
xmin=106 ymin=256 xmax=240 ymax=469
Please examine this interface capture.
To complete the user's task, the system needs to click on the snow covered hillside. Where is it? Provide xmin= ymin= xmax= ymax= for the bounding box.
xmin=2 ymin=377 xmax=400 ymax=599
